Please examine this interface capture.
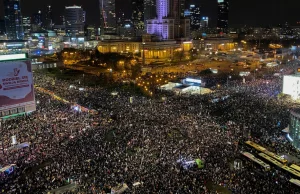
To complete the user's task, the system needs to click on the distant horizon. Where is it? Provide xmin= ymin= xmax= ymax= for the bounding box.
xmin=0 ymin=0 xmax=299 ymax=27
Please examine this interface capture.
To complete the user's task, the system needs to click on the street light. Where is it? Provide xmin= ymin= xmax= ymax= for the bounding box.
xmin=254 ymin=69 xmax=258 ymax=81
xmin=227 ymin=76 xmax=231 ymax=87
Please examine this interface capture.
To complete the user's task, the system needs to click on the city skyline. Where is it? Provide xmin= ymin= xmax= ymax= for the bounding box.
xmin=0 ymin=0 xmax=299 ymax=27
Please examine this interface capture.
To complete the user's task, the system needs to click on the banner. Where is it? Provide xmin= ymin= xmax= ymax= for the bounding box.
xmin=11 ymin=135 xmax=17 ymax=145
xmin=0 ymin=60 xmax=36 ymax=113
xmin=111 ymin=184 xmax=128 ymax=194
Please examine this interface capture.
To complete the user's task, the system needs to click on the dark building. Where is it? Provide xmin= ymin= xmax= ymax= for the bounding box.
xmin=0 ymin=20 xmax=5 ymax=34
xmin=44 ymin=5 xmax=53 ymax=30
xmin=132 ymin=0 xmax=144 ymax=35
xmin=22 ymin=16 xmax=31 ymax=36
xmin=217 ymin=0 xmax=229 ymax=33
xmin=99 ymin=0 xmax=116 ymax=34
xmin=170 ymin=0 xmax=189 ymax=38
xmin=144 ymin=0 xmax=156 ymax=25
xmin=32 ymin=10 xmax=43 ymax=26
xmin=3 ymin=0 xmax=23 ymax=40
xmin=188 ymin=4 xmax=201 ymax=31
xmin=117 ymin=10 xmax=125 ymax=25
xmin=85 ymin=25 xmax=96 ymax=40
xmin=170 ymin=0 xmax=185 ymax=23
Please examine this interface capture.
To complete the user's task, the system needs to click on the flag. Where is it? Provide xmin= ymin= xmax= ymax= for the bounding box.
xmin=195 ymin=159 xmax=204 ymax=169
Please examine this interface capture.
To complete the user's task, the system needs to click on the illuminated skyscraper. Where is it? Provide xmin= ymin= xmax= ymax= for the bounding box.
xmin=147 ymin=0 xmax=174 ymax=39
xmin=147 ymin=0 xmax=189 ymax=40
xmin=217 ymin=0 xmax=229 ymax=32
xmin=3 ymin=0 xmax=23 ymax=40
xmin=99 ymin=0 xmax=116 ymax=34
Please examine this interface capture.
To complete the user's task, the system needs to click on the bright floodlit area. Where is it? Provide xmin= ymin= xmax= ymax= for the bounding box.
xmin=2 ymin=0 xmax=300 ymax=193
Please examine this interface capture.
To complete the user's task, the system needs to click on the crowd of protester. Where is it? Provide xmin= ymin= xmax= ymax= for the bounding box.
xmin=0 ymin=61 xmax=300 ymax=194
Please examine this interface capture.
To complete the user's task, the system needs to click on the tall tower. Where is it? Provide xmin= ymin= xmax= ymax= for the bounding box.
xmin=156 ymin=0 xmax=169 ymax=21
xmin=217 ymin=0 xmax=229 ymax=33
xmin=147 ymin=0 xmax=189 ymax=39
xmin=44 ymin=5 xmax=53 ymax=30
xmin=170 ymin=0 xmax=185 ymax=22
xmin=3 ymin=0 xmax=23 ymax=40
xmin=99 ymin=0 xmax=116 ymax=34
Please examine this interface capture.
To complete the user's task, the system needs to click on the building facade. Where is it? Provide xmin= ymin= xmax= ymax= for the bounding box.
xmin=217 ymin=0 xmax=229 ymax=33
xmin=65 ymin=6 xmax=85 ymax=36
xmin=289 ymin=109 xmax=300 ymax=150
xmin=97 ymin=39 xmax=181 ymax=63
xmin=99 ymin=0 xmax=116 ymax=34
xmin=4 ymin=0 xmax=23 ymax=40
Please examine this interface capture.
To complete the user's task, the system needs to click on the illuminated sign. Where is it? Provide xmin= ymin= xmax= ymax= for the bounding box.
xmin=0 ymin=54 xmax=27 ymax=62
xmin=218 ymin=0 xmax=224 ymax=2
xmin=185 ymin=78 xmax=201 ymax=84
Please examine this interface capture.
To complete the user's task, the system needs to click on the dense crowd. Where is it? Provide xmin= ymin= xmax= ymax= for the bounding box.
xmin=0 ymin=61 xmax=300 ymax=194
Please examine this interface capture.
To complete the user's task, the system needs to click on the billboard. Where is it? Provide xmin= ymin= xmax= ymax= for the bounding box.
xmin=0 ymin=57 xmax=35 ymax=117
xmin=283 ymin=75 xmax=300 ymax=100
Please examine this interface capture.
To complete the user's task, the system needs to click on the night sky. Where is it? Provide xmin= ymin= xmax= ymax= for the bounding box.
xmin=0 ymin=0 xmax=298 ymax=27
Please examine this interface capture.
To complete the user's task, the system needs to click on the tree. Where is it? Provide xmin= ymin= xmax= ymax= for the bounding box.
xmin=199 ymin=69 xmax=213 ymax=75
xmin=173 ymin=50 xmax=185 ymax=61
xmin=131 ymin=63 xmax=142 ymax=79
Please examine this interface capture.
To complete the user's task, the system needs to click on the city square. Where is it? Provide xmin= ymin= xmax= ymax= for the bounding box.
xmin=0 ymin=0 xmax=300 ymax=194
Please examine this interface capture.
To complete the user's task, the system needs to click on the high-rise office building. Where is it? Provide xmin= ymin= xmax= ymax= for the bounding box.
xmin=99 ymin=0 xmax=116 ymax=34
xmin=217 ymin=0 xmax=229 ymax=33
xmin=22 ymin=16 xmax=31 ymax=35
xmin=32 ymin=10 xmax=43 ymax=31
xmin=179 ymin=0 xmax=185 ymax=18
xmin=44 ymin=5 xmax=53 ymax=30
xmin=188 ymin=4 xmax=201 ymax=31
xmin=65 ymin=6 xmax=85 ymax=36
xmin=85 ymin=25 xmax=96 ymax=40
xmin=3 ymin=0 xmax=23 ymax=40
xmin=132 ymin=0 xmax=144 ymax=34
